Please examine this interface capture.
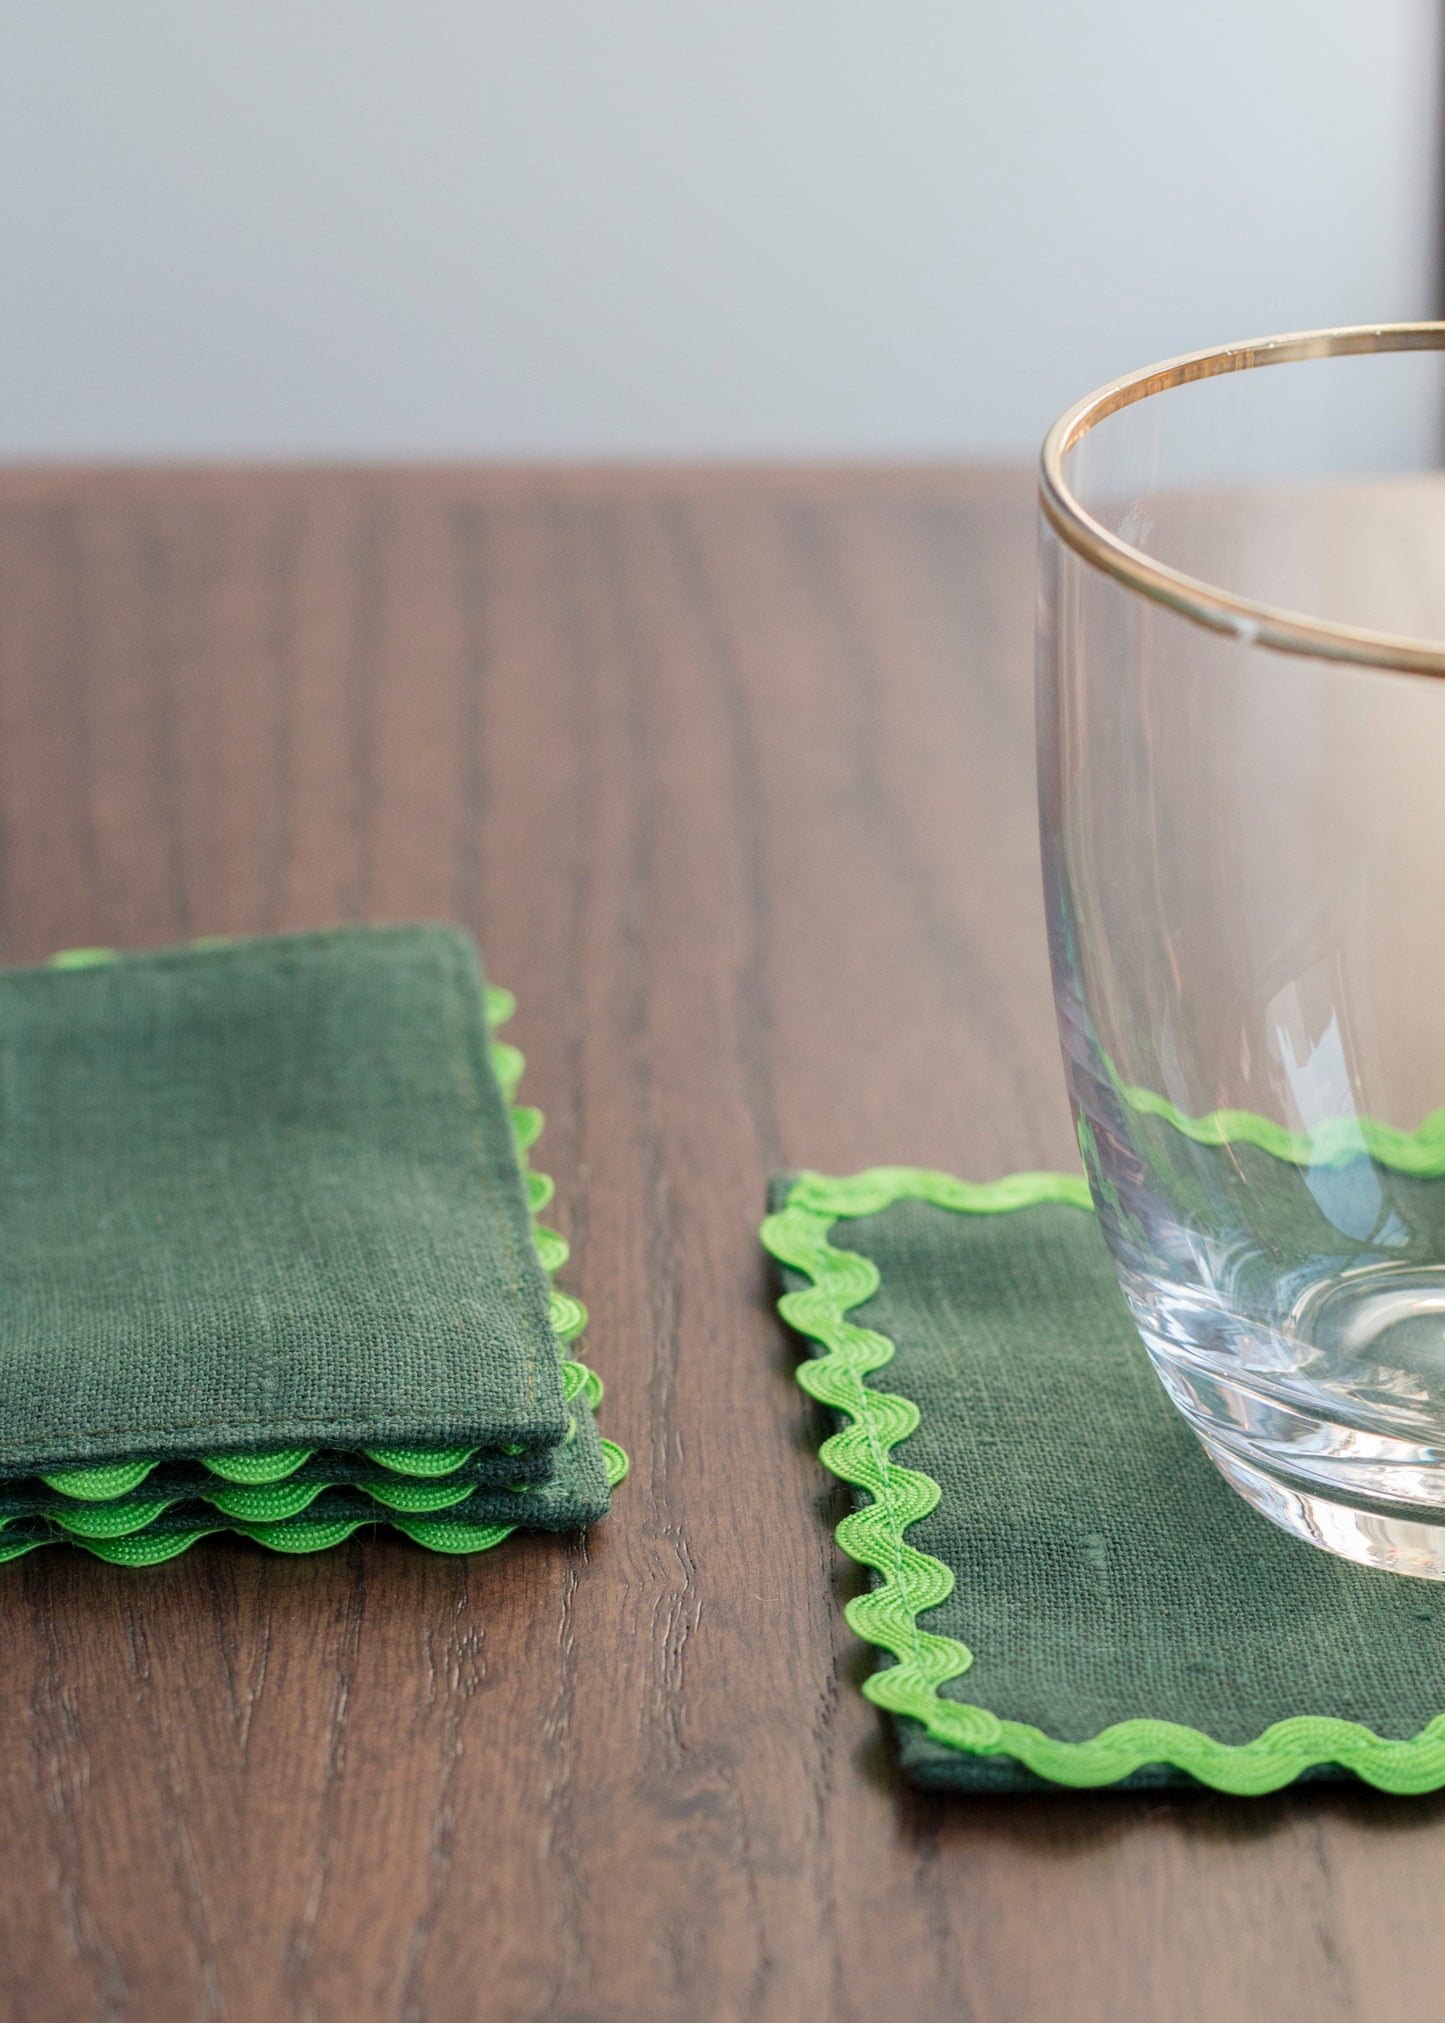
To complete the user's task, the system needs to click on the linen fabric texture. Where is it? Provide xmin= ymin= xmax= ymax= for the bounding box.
xmin=0 ymin=926 xmax=611 ymax=1547
xmin=771 ymin=1178 xmax=1445 ymax=1792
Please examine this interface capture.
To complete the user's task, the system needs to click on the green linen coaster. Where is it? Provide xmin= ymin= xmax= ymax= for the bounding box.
xmin=0 ymin=927 xmax=625 ymax=1563
xmin=764 ymin=1168 xmax=1445 ymax=1795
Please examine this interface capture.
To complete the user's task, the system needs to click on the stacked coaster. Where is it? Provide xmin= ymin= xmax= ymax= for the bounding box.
xmin=0 ymin=926 xmax=624 ymax=1565
xmin=765 ymin=1167 xmax=1445 ymax=1796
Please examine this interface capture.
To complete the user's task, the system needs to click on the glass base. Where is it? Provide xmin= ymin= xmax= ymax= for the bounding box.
xmin=1202 ymin=1438 xmax=1445 ymax=1580
xmin=1123 ymin=1258 xmax=1445 ymax=1577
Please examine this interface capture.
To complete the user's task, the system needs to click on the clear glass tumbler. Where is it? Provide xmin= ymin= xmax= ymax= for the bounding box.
xmin=1038 ymin=324 xmax=1445 ymax=1577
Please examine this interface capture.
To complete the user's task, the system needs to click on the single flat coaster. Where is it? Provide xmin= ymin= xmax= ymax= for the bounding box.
xmin=764 ymin=1169 xmax=1445 ymax=1794
xmin=0 ymin=926 xmax=567 ymax=1473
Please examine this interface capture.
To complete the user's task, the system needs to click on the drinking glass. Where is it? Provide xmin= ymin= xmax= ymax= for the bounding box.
xmin=1037 ymin=324 xmax=1445 ymax=1577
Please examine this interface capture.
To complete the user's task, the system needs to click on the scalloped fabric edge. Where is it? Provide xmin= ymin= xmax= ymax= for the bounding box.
xmin=761 ymin=1165 xmax=1445 ymax=1795
xmin=5 ymin=969 xmax=627 ymax=1564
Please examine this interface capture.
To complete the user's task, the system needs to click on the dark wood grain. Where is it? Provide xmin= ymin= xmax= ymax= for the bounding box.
xmin=0 ymin=466 xmax=1432 ymax=2023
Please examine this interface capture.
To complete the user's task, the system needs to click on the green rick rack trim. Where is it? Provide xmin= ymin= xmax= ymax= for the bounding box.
xmin=358 ymin=1443 xmax=479 ymax=1480
xmin=15 ymin=959 xmax=627 ymax=1564
xmin=360 ymin=1476 xmax=479 ymax=1514
xmin=198 ymin=1448 xmax=316 ymax=1487
xmin=40 ymin=1459 xmax=158 ymax=1501
xmin=51 ymin=1498 xmax=175 ymax=1540
xmin=203 ymin=1480 xmax=330 ymax=1523
xmin=1106 ymin=1054 xmax=1445 ymax=1179
xmin=761 ymin=1164 xmax=1445 ymax=1795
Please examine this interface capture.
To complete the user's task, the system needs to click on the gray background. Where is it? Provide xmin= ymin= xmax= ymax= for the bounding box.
xmin=0 ymin=0 xmax=1438 ymax=459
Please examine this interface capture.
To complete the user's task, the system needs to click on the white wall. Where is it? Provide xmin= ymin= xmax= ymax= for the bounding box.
xmin=0 ymin=1 xmax=1438 ymax=459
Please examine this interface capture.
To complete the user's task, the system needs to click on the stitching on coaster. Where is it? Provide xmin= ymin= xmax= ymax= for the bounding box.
xmin=761 ymin=1165 xmax=1445 ymax=1796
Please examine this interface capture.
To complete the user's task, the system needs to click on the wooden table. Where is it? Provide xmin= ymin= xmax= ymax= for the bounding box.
xmin=0 ymin=467 xmax=1432 ymax=2023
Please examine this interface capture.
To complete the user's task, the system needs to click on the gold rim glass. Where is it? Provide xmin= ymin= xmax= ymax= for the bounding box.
xmin=1037 ymin=323 xmax=1445 ymax=1577
xmin=1040 ymin=321 xmax=1445 ymax=675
